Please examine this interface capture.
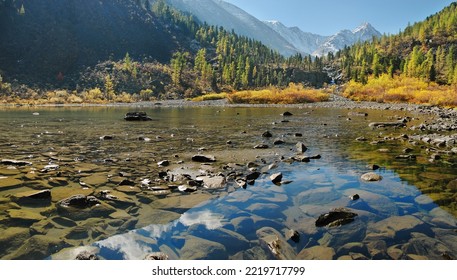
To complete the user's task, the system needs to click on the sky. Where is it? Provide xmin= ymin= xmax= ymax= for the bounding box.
xmin=223 ymin=0 xmax=456 ymax=35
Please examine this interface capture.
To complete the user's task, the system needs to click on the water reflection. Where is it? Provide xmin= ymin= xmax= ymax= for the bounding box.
xmin=178 ymin=211 xmax=224 ymax=230
xmin=58 ymin=159 xmax=457 ymax=260
xmin=1 ymin=106 xmax=457 ymax=259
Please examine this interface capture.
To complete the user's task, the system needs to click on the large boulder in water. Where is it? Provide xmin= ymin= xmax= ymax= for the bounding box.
xmin=124 ymin=112 xmax=152 ymax=121
xmin=315 ymin=208 xmax=358 ymax=227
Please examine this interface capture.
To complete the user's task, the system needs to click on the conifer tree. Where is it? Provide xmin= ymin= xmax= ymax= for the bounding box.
xmin=18 ymin=3 xmax=25 ymax=15
xmin=104 ymin=75 xmax=115 ymax=100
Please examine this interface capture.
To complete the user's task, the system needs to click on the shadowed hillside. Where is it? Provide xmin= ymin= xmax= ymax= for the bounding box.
xmin=0 ymin=0 xmax=189 ymax=86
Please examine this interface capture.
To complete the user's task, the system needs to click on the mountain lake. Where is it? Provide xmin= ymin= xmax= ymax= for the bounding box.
xmin=1 ymin=104 xmax=457 ymax=260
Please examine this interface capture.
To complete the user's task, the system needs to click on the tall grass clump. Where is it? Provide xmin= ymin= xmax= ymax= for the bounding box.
xmin=191 ymin=92 xmax=228 ymax=102
xmin=227 ymin=83 xmax=330 ymax=104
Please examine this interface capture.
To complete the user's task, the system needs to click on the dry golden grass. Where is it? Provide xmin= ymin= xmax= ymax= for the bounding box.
xmin=191 ymin=92 xmax=228 ymax=102
xmin=227 ymin=83 xmax=330 ymax=104
xmin=344 ymin=74 xmax=457 ymax=107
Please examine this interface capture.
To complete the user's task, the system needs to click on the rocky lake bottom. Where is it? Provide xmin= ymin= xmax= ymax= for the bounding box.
xmin=1 ymin=100 xmax=457 ymax=260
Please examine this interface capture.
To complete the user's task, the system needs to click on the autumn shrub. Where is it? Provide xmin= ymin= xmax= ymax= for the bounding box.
xmin=46 ymin=90 xmax=69 ymax=104
xmin=191 ymin=92 xmax=228 ymax=102
xmin=227 ymin=83 xmax=329 ymax=104
xmin=82 ymin=88 xmax=104 ymax=103
xmin=139 ymin=89 xmax=155 ymax=101
xmin=67 ymin=93 xmax=83 ymax=104
xmin=114 ymin=92 xmax=135 ymax=103
xmin=343 ymin=74 xmax=457 ymax=107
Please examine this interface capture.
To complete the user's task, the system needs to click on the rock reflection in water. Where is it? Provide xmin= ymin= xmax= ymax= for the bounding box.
xmin=52 ymin=162 xmax=457 ymax=260
xmin=2 ymin=106 xmax=457 ymax=260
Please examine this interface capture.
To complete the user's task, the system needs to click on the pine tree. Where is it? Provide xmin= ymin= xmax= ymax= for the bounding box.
xmin=372 ymin=53 xmax=382 ymax=78
xmin=18 ymin=4 xmax=25 ymax=15
xmin=104 ymin=75 xmax=115 ymax=100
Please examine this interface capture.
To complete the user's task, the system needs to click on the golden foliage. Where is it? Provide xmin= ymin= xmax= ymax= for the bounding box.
xmin=344 ymin=74 xmax=457 ymax=107
xmin=191 ymin=92 xmax=228 ymax=102
xmin=227 ymin=83 xmax=330 ymax=104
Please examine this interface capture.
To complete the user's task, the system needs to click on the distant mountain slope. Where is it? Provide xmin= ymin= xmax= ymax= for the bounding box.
xmin=264 ymin=21 xmax=328 ymax=55
xmin=265 ymin=20 xmax=381 ymax=57
xmin=0 ymin=0 xmax=190 ymax=85
xmin=165 ymin=0 xmax=300 ymax=56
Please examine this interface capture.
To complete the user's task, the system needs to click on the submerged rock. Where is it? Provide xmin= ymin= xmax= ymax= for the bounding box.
xmin=180 ymin=236 xmax=228 ymax=260
xmin=257 ymin=227 xmax=296 ymax=260
xmin=285 ymin=229 xmax=300 ymax=243
xmin=315 ymin=208 xmax=358 ymax=227
xmin=57 ymin=194 xmax=100 ymax=209
xmin=12 ymin=189 xmax=52 ymax=205
xmin=7 ymin=209 xmax=45 ymax=222
xmin=144 ymin=252 xmax=169 ymax=260
xmin=75 ymin=251 xmax=99 ymax=260
xmin=369 ymin=122 xmax=406 ymax=128
xmin=296 ymin=246 xmax=336 ymax=260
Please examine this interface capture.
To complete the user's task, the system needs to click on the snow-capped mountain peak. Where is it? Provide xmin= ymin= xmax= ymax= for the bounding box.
xmin=311 ymin=22 xmax=381 ymax=56
xmin=164 ymin=0 xmax=381 ymax=57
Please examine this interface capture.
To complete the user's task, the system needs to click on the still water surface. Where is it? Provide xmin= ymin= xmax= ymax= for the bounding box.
xmin=1 ymin=105 xmax=456 ymax=259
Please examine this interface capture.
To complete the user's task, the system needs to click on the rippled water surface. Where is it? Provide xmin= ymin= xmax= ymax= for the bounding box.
xmin=1 ymin=105 xmax=457 ymax=260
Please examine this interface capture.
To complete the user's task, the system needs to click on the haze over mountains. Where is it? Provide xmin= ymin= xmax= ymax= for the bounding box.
xmin=165 ymin=0 xmax=382 ymax=56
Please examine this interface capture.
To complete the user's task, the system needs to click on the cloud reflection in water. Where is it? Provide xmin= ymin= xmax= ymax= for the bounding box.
xmin=94 ymin=210 xmax=223 ymax=259
xmin=179 ymin=210 xmax=224 ymax=230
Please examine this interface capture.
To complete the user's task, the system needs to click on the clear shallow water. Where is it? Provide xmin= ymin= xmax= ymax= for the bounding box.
xmin=1 ymin=105 xmax=457 ymax=260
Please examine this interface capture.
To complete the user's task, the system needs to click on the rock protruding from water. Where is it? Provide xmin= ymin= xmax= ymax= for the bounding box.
xmin=124 ymin=112 xmax=153 ymax=121
xmin=1 ymin=159 xmax=32 ymax=166
xmin=369 ymin=122 xmax=406 ymax=128
xmin=270 ymin=173 xmax=283 ymax=184
xmin=295 ymin=142 xmax=308 ymax=154
xmin=315 ymin=208 xmax=358 ymax=227
xmin=192 ymin=155 xmax=216 ymax=163
xmin=361 ymin=172 xmax=383 ymax=182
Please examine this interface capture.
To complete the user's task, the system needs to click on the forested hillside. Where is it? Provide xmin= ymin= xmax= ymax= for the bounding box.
xmin=0 ymin=0 xmax=329 ymax=102
xmin=335 ymin=2 xmax=457 ymax=85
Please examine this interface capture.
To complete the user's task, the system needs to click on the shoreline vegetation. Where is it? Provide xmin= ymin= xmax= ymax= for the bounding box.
xmin=2 ymin=77 xmax=457 ymax=109
xmin=344 ymin=74 xmax=457 ymax=107
xmin=0 ymin=82 xmax=333 ymax=106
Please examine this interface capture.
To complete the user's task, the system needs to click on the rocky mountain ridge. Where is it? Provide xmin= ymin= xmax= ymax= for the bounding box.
xmin=265 ymin=21 xmax=382 ymax=57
